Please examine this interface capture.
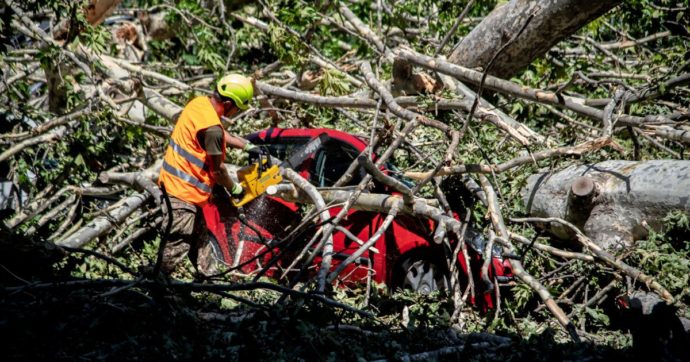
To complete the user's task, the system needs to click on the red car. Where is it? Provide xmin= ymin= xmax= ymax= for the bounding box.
xmin=202 ymin=128 xmax=512 ymax=308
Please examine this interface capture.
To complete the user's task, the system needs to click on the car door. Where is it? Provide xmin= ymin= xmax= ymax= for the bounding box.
xmin=306 ymin=139 xmax=389 ymax=285
xmin=220 ymin=138 xmax=312 ymax=276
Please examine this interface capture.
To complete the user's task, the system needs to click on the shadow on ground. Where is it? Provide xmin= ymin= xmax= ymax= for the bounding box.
xmin=0 ymin=282 xmax=637 ymax=361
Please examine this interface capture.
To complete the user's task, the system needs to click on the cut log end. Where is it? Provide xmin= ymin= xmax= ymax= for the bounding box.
xmin=98 ymin=172 xmax=110 ymax=184
xmin=571 ymin=176 xmax=595 ymax=197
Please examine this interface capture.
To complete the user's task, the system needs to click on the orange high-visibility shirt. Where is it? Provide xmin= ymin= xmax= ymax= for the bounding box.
xmin=158 ymin=96 xmax=225 ymax=206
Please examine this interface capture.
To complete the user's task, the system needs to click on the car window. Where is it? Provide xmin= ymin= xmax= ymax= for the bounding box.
xmin=251 ymin=136 xmax=366 ymax=188
xmin=311 ymin=141 xmax=363 ymax=187
xmin=251 ymin=138 xmax=310 ymax=164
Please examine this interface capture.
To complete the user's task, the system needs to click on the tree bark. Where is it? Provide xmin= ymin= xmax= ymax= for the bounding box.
xmin=449 ymin=0 xmax=621 ymax=78
xmin=85 ymin=0 xmax=123 ymax=26
xmin=522 ymin=160 xmax=690 ymax=249
xmin=57 ymin=192 xmax=149 ymax=248
xmin=398 ymin=49 xmax=690 ymax=144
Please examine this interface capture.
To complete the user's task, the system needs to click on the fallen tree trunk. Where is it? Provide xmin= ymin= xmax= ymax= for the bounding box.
xmin=522 ymin=160 xmax=690 ymax=249
xmin=448 ymin=0 xmax=621 ymax=78
xmin=57 ymin=192 xmax=149 ymax=248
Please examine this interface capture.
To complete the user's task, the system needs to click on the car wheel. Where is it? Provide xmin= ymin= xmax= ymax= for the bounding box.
xmin=400 ymin=257 xmax=450 ymax=294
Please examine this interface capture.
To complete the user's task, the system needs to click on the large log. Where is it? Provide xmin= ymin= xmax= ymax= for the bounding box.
xmin=448 ymin=0 xmax=621 ymax=78
xmin=522 ymin=160 xmax=690 ymax=249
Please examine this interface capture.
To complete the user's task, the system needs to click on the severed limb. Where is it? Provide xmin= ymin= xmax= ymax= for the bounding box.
xmin=334 ymin=226 xmax=379 ymax=254
xmin=111 ymin=217 xmax=162 ymax=255
xmin=478 ymin=175 xmax=579 ymax=342
xmin=57 ymin=192 xmax=150 ymax=248
xmin=396 ymin=48 xmax=690 ymax=144
xmin=404 ymin=136 xmax=614 ymax=180
xmin=358 ymin=155 xmax=413 ymax=203
xmin=140 ymin=87 xmax=183 ymax=122
xmin=24 ymin=195 xmax=77 ymax=236
xmin=586 ymin=73 xmax=690 ymax=107
xmin=410 ymin=129 xmax=460 ymax=195
xmin=257 ymin=80 xmax=546 ymax=146
xmin=47 ymin=195 xmax=81 ymax=241
xmin=633 ymin=127 xmax=681 ymax=158
xmin=98 ymin=161 xmax=163 ymax=205
xmin=449 ymin=213 xmax=475 ymax=322
xmin=281 ymin=168 xmax=333 ymax=293
xmin=0 ymin=105 xmax=96 ymax=143
xmin=480 ymin=230 xmax=496 ymax=291
xmin=508 ymin=233 xmax=594 ymax=262
xmin=360 ymin=61 xmax=451 ymax=133
xmin=326 ymin=197 xmax=401 ymax=283
xmin=510 ymin=216 xmax=674 ymax=304
xmin=564 ymin=31 xmax=671 ymax=56
xmin=338 ymin=2 xmax=389 ymax=58
xmin=0 ymin=126 xmax=70 ymax=163
xmin=4 ymin=186 xmax=121 ymax=230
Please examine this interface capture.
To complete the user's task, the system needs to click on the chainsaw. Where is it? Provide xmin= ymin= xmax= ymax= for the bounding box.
xmin=231 ymin=133 xmax=329 ymax=207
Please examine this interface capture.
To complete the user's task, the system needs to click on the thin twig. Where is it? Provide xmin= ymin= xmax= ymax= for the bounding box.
xmin=510 ymin=217 xmax=674 ymax=303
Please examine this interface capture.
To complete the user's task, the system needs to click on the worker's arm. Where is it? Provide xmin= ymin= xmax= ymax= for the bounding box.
xmin=203 ymin=126 xmax=242 ymax=194
xmin=208 ymin=154 xmax=237 ymax=191
xmin=224 ymin=130 xmax=251 ymax=150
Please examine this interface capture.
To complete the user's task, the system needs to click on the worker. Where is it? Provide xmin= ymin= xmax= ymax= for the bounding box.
xmin=157 ymin=73 xmax=255 ymax=278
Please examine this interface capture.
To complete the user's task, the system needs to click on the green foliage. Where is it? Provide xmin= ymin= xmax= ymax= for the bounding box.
xmin=36 ymin=44 xmax=62 ymax=69
xmin=512 ymin=282 xmax=534 ymax=310
xmin=585 ymin=307 xmax=610 ymax=327
xmin=628 ymin=211 xmax=690 ymax=301
xmin=318 ymin=68 xmax=352 ymax=96
xmin=193 ymin=26 xmax=226 ymax=70
xmin=77 ymin=17 xmax=111 ymax=55
xmin=268 ymin=24 xmax=308 ymax=67
xmin=662 ymin=210 xmax=690 ymax=231
xmin=275 ymin=2 xmax=319 ymax=33
xmin=390 ymin=290 xmax=453 ymax=329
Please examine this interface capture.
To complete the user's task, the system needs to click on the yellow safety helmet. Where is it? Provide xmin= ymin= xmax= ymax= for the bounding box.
xmin=216 ymin=74 xmax=253 ymax=110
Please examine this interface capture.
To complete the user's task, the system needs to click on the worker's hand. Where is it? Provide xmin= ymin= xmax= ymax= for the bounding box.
xmin=243 ymin=142 xmax=258 ymax=152
xmin=246 ymin=144 xmax=269 ymax=162
xmin=230 ymin=183 xmax=244 ymax=200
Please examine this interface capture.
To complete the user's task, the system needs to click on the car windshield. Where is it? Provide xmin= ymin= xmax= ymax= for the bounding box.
xmin=252 ymin=135 xmax=415 ymax=189
xmin=312 ymin=141 xmax=363 ymax=187
xmin=254 ymin=137 xmax=311 ymax=162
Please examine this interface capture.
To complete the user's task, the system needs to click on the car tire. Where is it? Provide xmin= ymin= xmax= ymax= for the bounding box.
xmin=396 ymin=252 xmax=450 ymax=294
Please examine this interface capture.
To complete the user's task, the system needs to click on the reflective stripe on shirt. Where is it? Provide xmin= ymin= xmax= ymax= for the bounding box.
xmin=169 ymin=138 xmax=206 ymax=169
xmin=162 ymin=161 xmax=211 ymax=193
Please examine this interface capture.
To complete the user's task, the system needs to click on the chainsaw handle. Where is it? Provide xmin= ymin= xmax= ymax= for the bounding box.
xmin=265 ymin=150 xmax=273 ymax=167
xmin=257 ymin=153 xmax=264 ymax=179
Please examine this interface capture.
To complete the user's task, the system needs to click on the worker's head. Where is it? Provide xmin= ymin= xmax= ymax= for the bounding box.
xmin=213 ymin=74 xmax=254 ymax=117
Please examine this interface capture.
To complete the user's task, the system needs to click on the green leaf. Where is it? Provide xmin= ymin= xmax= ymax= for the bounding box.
xmin=74 ymin=153 xmax=85 ymax=167
xmin=586 ymin=307 xmax=610 ymax=326
xmin=182 ymin=53 xmax=198 ymax=65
